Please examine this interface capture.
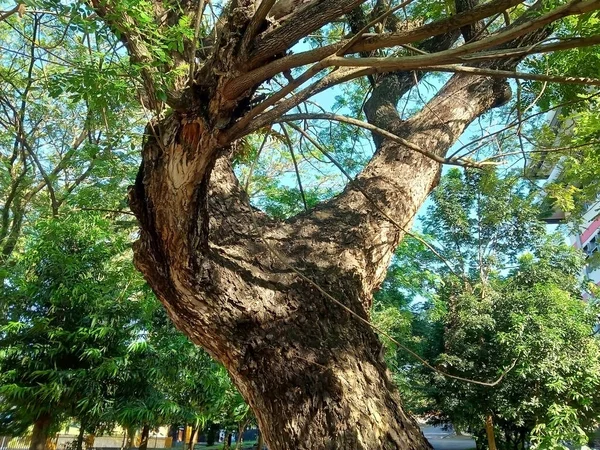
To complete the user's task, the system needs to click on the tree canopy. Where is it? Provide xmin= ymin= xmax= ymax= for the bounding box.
xmin=3 ymin=0 xmax=600 ymax=448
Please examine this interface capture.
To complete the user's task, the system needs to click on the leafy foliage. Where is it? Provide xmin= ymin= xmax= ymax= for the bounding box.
xmin=0 ymin=213 xmax=149 ymax=435
xmin=376 ymin=170 xmax=600 ymax=448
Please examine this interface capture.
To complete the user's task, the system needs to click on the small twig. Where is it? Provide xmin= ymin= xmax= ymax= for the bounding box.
xmin=243 ymin=126 xmax=272 ymax=195
xmin=278 ymin=113 xmax=496 ymax=168
xmin=76 ymin=207 xmax=136 ymax=216
xmin=280 ymin=124 xmax=308 ymax=211
xmin=189 ymin=0 xmax=207 ymax=86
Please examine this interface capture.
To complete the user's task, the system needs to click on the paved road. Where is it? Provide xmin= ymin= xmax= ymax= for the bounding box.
xmin=421 ymin=426 xmax=476 ymax=450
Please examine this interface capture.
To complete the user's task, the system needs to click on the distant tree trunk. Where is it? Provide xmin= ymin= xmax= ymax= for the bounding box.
xmin=187 ymin=426 xmax=197 ymax=450
xmin=168 ymin=425 xmax=179 ymax=444
xmin=206 ymin=425 xmax=217 ymax=446
xmin=29 ymin=414 xmax=52 ymax=450
xmin=76 ymin=421 xmax=86 ymax=450
xmin=138 ymin=425 xmax=150 ymax=450
xmin=222 ymin=432 xmax=232 ymax=450
xmin=485 ymin=415 xmax=497 ymax=450
xmin=125 ymin=427 xmax=135 ymax=450
xmin=255 ymin=431 xmax=263 ymax=450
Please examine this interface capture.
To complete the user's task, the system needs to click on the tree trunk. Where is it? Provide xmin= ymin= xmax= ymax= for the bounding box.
xmin=29 ymin=414 xmax=52 ymax=450
xmin=125 ymin=427 xmax=135 ymax=450
xmin=187 ymin=426 xmax=196 ymax=450
xmin=485 ymin=415 xmax=497 ymax=450
xmin=235 ymin=420 xmax=247 ymax=450
xmin=206 ymin=425 xmax=217 ymax=446
xmin=139 ymin=425 xmax=150 ymax=450
xmin=223 ymin=432 xmax=232 ymax=450
xmin=76 ymin=422 xmax=85 ymax=450
xmin=255 ymin=430 xmax=263 ymax=450
xmin=127 ymin=75 xmax=512 ymax=450
xmin=125 ymin=5 xmax=550 ymax=449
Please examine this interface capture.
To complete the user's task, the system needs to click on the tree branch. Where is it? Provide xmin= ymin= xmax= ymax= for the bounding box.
xmin=277 ymin=113 xmax=497 ymax=168
xmin=247 ymin=0 xmax=369 ymax=66
xmin=224 ymin=0 xmax=525 ymax=98
xmin=430 ymin=64 xmax=600 ymax=88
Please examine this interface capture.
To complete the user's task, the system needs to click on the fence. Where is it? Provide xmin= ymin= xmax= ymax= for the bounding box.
xmin=0 ymin=435 xmax=171 ymax=450
xmin=0 ymin=435 xmax=30 ymax=450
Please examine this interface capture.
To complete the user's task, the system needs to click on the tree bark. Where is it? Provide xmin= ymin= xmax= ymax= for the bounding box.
xmin=187 ymin=425 xmax=196 ymax=450
xmin=138 ymin=425 xmax=150 ymax=450
xmin=76 ymin=421 xmax=85 ymax=450
xmin=485 ymin=415 xmax=498 ymax=450
xmin=29 ymin=414 xmax=52 ymax=450
xmin=127 ymin=72 xmax=516 ymax=450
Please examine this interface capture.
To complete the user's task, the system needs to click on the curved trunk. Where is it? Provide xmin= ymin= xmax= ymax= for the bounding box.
xmin=29 ymin=414 xmax=52 ymax=450
xmin=128 ymin=73 xmax=514 ymax=450
xmin=127 ymin=16 xmax=548 ymax=449
xmin=129 ymin=116 xmax=433 ymax=450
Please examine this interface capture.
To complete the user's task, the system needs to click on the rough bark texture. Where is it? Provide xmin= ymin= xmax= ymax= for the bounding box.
xmin=128 ymin=70 xmax=513 ymax=450
xmin=111 ymin=0 xmax=555 ymax=448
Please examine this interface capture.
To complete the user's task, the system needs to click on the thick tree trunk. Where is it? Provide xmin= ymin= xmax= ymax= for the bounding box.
xmin=130 ymin=127 xmax=434 ymax=450
xmin=125 ymin=7 xmax=550 ymax=448
xmin=29 ymin=414 xmax=52 ymax=450
xmin=127 ymin=72 xmax=512 ymax=449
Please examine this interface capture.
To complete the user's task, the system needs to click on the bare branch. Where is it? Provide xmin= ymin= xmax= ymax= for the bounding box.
xmin=189 ymin=0 xmax=208 ymax=85
xmin=430 ymin=64 xmax=600 ymax=88
xmin=241 ymin=0 xmax=278 ymax=54
xmin=277 ymin=113 xmax=497 ymax=168
xmin=0 ymin=3 xmax=24 ymax=22
xmin=326 ymin=33 xmax=600 ymax=70
xmin=280 ymin=125 xmax=308 ymax=210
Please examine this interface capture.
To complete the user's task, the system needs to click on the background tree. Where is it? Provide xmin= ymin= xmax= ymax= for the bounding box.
xmin=3 ymin=0 xmax=600 ymax=448
xmin=0 ymin=213 xmax=150 ymax=450
xmin=377 ymin=169 xmax=600 ymax=449
xmin=0 ymin=6 xmax=142 ymax=267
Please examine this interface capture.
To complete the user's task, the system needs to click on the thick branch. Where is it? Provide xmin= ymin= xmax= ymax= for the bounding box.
xmin=224 ymin=0 xmax=525 ymax=98
xmin=247 ymin=0 xmax=368 ymax=67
